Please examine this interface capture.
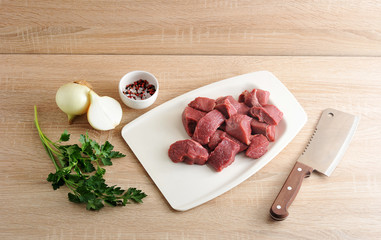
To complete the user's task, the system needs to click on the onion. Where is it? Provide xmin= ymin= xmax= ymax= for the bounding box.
xmin=87 ymin=91 xmax=122 ymax=131
xmin=55 ymin=81 xmax=91 ymax=124
xmin=55 ymin=80 xmax=122 ymax=131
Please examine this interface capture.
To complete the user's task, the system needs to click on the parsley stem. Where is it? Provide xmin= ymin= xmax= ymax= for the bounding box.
xmin=34 ymin=107 xmax=60 ymax=155
xmin=41 ymin=137 xmax=60 ymax=171
xmin=65 ymin=180 xmax=78 ymax=193
xmin=34 ymin=106 xmax=62 ymax=170
xmin=95 ymin=159 xmax=101 ymax=169
xmin=37 ymin=129 xmax=61 ymax=156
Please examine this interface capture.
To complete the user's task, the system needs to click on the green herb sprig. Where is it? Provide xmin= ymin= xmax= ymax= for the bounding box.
xmin=34 ymin=106 xmax=147 ymax=210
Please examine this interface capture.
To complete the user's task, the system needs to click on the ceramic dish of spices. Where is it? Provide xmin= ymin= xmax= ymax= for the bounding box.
xmin=119 ymin=71 xmax=159 ymax=109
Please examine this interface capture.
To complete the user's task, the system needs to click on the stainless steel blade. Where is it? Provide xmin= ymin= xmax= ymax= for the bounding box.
xmin=298 ymin=108 xmax=359 ymax=176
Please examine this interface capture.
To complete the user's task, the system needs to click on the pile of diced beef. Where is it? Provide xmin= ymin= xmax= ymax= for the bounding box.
xmin=168 ymin=88 xmax=283 ymax=172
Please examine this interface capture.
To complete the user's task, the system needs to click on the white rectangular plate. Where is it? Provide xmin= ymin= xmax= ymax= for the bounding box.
xmin=121 ymin=71 xmax=307 ymax=211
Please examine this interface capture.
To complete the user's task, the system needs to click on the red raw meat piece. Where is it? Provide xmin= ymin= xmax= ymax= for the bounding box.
xmin=227 ymin=135 xmax=249 ymax=152
xmin=225 ymin=114 xmax=253 ymax=145
xmin=182 ymin=106 xmax=206 ymax=137
xmin=215 ymin=96 xmax=238 ymax=118
xmin=208 ymin=138 xmax=240 ymax=172
xmin=251 ymin=118 xmax=276 ymax=142
xmin=249 ymin=105 xmax=283 ymax=125
xmin=216 ymin=96 xmax=236 ymax=106
xmin=168 ymin=139 xmax=209 ymax=165
xmin=188 ymin=97 xmax=216 ymax=112
xmin=245 ymin=134 xmax=269 ymax=159
xmin=215 ymin=95 xmax=249 ymax=117
xmin=208 ymin=130 xmax=226 ymax=150
xmin=208 ymin=130 xmax=248 ymax=152
xmin=243 ymin=90 xmax=260 ymax=107
xmin=255 ymin=89 xmax=270 ymax=106
xmin=192 ymin=110 xmax=225 ymax=145
xmin=236 ymin=102 xmax=250 ymax=115
xmin=239 ymin=89 xmax=270 ymax=107
xmin=238 ymin=91 xmax=246 ymax=102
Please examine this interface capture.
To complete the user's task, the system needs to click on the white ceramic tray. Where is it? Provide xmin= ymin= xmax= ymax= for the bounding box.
xmin=121 ymin=71 xmax=307 ymax=211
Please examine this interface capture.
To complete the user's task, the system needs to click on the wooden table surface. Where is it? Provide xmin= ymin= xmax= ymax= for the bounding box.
xmin=1 ymin=1 xmax=381 ymax=240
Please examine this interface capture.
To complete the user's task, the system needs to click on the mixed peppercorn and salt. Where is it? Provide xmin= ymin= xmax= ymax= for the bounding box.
xmin=123 ymin=79 xmax=156 ymax=100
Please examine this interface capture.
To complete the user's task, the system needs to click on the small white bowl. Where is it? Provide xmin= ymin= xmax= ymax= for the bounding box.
xmin=119 ymin=71 xmax=159 ymax=109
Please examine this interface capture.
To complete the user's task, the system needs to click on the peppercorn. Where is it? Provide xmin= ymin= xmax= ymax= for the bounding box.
xmin=124 ymin=79 xmax=156 ymax=100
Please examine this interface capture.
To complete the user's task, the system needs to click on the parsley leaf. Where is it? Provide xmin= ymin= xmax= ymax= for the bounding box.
xmin=101 ymin=141 xmax=114 ymax=153
xmin=47 ymin=171 xmax=66 ymax=190
xmin=34 ymin=106 xmax=147 ymax=211
xmin=123 ymin=188 xmax=148 ymax=204
xmin=59 ymin=130 xmax=70 ymax=142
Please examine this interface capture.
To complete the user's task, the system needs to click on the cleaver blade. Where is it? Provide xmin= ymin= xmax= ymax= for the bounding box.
xmin=270 ymin=108 xmax=359 ymax=221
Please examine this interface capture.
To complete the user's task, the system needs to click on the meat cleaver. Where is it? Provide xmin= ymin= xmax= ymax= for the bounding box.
xmin=270 ymin=108 xmax=359 ymax=220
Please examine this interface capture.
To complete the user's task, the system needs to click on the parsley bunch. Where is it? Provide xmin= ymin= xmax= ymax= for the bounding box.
xmin=34 ymin=106 xmax=147 ymax=210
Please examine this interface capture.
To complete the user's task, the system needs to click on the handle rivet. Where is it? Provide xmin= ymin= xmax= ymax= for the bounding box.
xmin=276 ymin=205 xmax=281 ymax=209
xmin=297 ymin=167 xmax=302 ymax=171
xmin=287 ymin=186 xmax=292 ymax=190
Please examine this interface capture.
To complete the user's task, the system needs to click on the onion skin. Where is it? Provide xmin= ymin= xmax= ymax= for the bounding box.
xmin=55 ymin=82 xmax=91 ymax=124
xmin=74 ymin=80 xmax=93 ymax=90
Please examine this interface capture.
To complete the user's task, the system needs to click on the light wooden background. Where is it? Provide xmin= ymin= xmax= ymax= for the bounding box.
xmin=1 ymin=1 xmax=381 ymax=240
xmin=2 ymin=0 xmax=381 ymax=56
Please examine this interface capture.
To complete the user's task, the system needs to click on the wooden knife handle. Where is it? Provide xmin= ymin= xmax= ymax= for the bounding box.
xmin=270 ymin=161 xmax=314 ymax=221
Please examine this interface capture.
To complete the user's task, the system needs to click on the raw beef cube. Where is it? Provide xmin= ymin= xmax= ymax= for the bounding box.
xmin=242 ymin=90 xmax=260 ymax=107
xmin=226 ymin=134 xmax=249 ymax=152
xmin=238 ymin=90 xmax=247 ymax=102
xmin=249 ymin=105 xmax=283 ymax=125
xmin=237 ymin=102 xmax=250 ymax=115
xmin=216 ymin=95 xmax=237 ymax=105
xmin=225 ymin=114 xmax=253 ymax=145
xmin=168 ymin=139 xmax=209 ymax=165
xmin=215 ymin=95 xmax=249 ymax=116
xmin=208 ymin=130 xmax=248 ymax=152
xmin=182 ymin=106 xmax=206 ymax=137
xmin=251 ymin=118 xmax=276 ymax=142
xmin=245 ymin=134 xmax=269 ymax=159
xmin=208 ymin=138 xmax=240 ymax=172
xmin=255 ymin=89 xmax=270 ymax=106
xmin=188 ymin=97 xmax=216 ymax=112
xmin=239 ymin=89 xmax=270 ymax=107
xmin=208 ymin=130 xmax=226 ymax=150
xmin=192 ymin=110 xmax=225 ymax=145
xmin=214 ymin=96 xmax=238 ymax=118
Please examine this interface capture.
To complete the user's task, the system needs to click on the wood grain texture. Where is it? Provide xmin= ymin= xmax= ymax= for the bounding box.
xmin=1 ymin=0 xmax=381 ymax=56
xmin=0 ymin=55 xmax=380 ymax=239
